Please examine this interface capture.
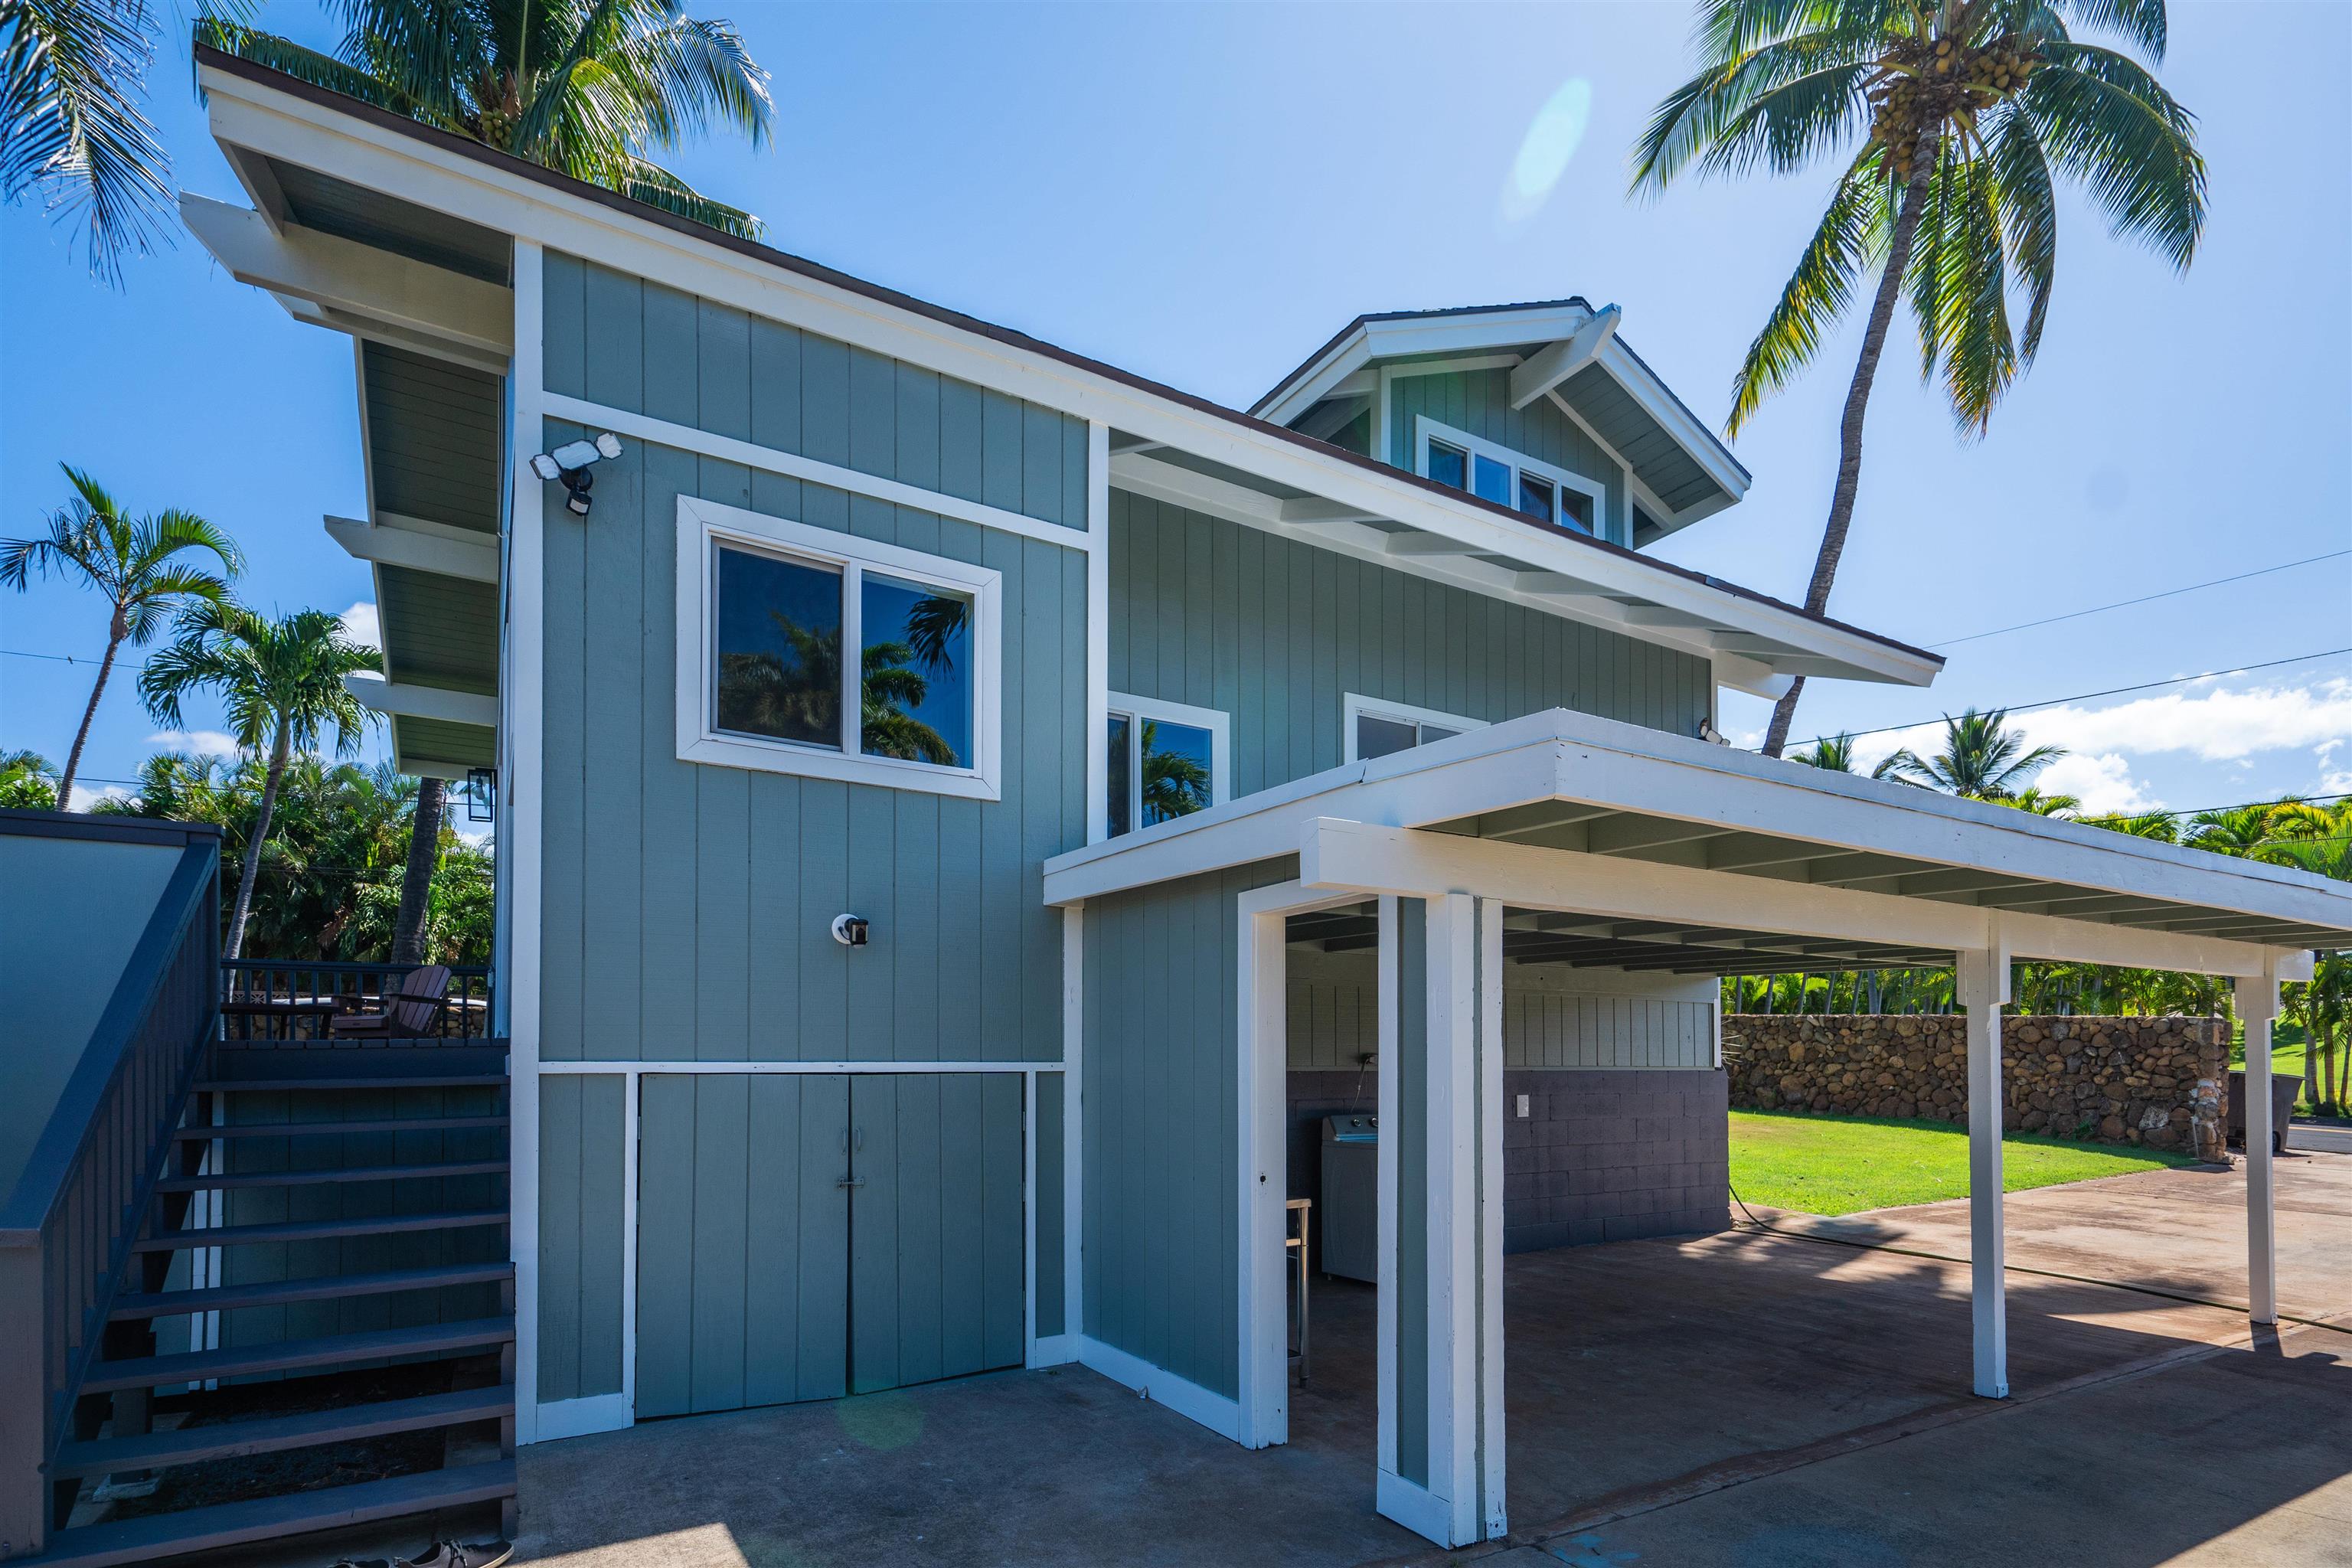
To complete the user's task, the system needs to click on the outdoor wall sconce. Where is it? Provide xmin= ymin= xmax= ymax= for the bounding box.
xmin=465 ymin=766 xmax=496 ymax=823
xmin=831 ymin=913 xmax=870 ymax=947
xmin=530 ymin=432 xmax=623 ymax=517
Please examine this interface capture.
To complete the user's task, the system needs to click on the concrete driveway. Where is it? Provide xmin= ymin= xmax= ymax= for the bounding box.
xmin=514 ymin=1151 xmax=2352 ymax=1567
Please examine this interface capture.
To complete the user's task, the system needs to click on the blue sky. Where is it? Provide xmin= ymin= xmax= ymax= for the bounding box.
xmin=3 ymin=2 xmax=2346 ymax=819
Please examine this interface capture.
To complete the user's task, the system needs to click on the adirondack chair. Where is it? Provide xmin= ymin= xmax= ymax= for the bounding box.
xmin=330 ymin=964 xmax=452 ymax=1038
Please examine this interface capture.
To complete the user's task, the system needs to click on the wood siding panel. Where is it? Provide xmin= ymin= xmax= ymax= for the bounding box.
xmin=1107 ymin=491 xmax=1708 ymax=796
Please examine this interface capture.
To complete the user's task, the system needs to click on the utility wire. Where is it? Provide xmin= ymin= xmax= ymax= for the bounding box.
xmin=1924 ymin=550 xmax=2352 ymax=648
xmin=1788 ymin=646 xmax=2352 ymax=752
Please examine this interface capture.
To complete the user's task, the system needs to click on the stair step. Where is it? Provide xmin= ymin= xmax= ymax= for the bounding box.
xmin=135 ymin=1209 xmax=508 ymax=1252
xmin=51 ymin=1386 xmax=515 ymax=1478
xmin=83 ymin=1316 xmax=514 ymax=1393
xmin=16 ymin=1459 xmax=515 ymax=1568
xmin=155 ymin=1158 xmax=510 ymax=1192
xmin=111 ymin=1261 xmax=514 ymax=1320
xmin=195 ymin=1073 xmax=508 ymax=1093
xmin=174 ymin=1115 xmax=508 ymax=1140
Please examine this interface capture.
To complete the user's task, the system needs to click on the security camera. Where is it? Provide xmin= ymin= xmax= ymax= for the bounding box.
xmin=831 ymin=913 xmax=870 ymax=948
xmin=529 ymin=433 xmax=624 ymax=518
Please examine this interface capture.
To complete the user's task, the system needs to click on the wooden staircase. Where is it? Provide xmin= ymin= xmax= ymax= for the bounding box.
xmin=23 ymin=1044 xmax=518 ymax=1568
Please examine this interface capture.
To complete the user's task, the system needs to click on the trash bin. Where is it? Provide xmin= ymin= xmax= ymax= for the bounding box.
xmin=2227 ymin=1070 xmax=2301 ymax=1155
xmin=1319 ymin=1114 xmax=1378 ymax=1282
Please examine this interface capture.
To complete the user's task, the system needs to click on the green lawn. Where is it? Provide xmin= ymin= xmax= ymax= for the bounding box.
xmin=2229 ymin=1024 xmax=2327 ymax=1115
xmin=1730 ymin=1109 xmax=2202 ymax=1218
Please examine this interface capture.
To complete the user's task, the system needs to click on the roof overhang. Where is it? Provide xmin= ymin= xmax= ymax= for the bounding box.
xmin=1249 ymin=301 xmax=1753 ymax=543
xmin=1043 ymin=709 xmax=2350 ymax=978
xmin=189 ymin=49 xmax=1936 ymax=701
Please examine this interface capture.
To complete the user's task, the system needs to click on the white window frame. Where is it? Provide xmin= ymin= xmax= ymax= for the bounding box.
xmin=676 ymin=494 xmax=1004 ymax=799
xmin=1106 ymin=691 xmax=1230 ymax=834
xmin=1344 ymin=692 xmax=1490 ymax=764
xmin=1416 ymin=415 xmax=1608 ymax=537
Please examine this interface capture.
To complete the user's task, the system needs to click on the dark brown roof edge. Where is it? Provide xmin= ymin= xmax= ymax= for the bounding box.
xmin=193 ymin=44 xmax=1937 ymax=672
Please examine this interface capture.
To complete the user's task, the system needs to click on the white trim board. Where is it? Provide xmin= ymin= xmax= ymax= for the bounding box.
xmin=1076 ymin=1337 xmax=1243 ymax=1444
xmin=531 ymin=1391 xmax=633 ymax=1444
xmin=506 ymin=238 xmax=548 ymax=1445
xmin=1344 ymin=691 xmax=1488 ymax=764
xmin=536 ymin=1059 xmax=1060 ymax=1074
xmin=674 ymin=495 xmax=1006 ymax=800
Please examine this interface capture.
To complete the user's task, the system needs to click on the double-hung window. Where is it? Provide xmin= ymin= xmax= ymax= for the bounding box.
xmin=1416 ymin=416 xmax=1608 ymax=537
xmin=677 ymin=496 xmax=1003 ymax=799
xmin=1345 ymin=693 xmax=1488 ymax=763
xmin=1104 ymin=693 xmax=1230 ymax=838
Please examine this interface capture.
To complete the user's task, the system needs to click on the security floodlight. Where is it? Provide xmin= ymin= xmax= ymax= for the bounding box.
xmin=529 ymin=433 xmax=625 ymax=518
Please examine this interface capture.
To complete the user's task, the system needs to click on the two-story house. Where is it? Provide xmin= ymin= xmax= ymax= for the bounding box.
xmin=134 ymin=44 xmax=2347 ymax=1557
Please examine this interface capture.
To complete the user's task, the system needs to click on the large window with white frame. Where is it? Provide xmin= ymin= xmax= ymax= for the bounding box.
xmin=1104 ymin=692 xmax=1230 ymax=838
xmin=1416 ymin=415 xmax=1607 ymax=537
xmin=1344 ymin=692 xmax=1488 ymax=763
xmin=676 ymin=495 xmax=1003 ymax=799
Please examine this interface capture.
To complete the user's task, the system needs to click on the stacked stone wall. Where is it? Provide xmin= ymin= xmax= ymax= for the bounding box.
xmin=1723 ymin=1014 xmax=2226 ymax=1161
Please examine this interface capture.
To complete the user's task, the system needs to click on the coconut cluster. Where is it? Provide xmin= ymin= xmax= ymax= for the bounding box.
xmin=1870 ymin=34 xmax=2041 ymax=178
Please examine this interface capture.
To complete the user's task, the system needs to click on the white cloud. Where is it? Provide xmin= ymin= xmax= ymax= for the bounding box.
xmin=2034 ymin=752 xmax=2157 ymax=815
xmin=2010 ymin=678 xmax=2352 ymax=763
xmin=147 ymin=729 xmax=240 ymax=760
xmin=340 ymin=601 xmax=382 ymax=651
xmin=67 ymin=783 xmax=132 ymax=812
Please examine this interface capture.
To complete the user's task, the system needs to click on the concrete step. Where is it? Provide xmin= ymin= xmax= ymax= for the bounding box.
xmin=81 ymin=1316 xmax=514 ymax=1394
xmin=50 ymin=1385 xmax=515 ymax=1478
xmin=15 ymin=1459 xmax=515 ymax=1568
xmin=133 ymin=1209 xmax=508 ymax=1252
xmin=110 ymin=1260 xmax=514 ymax=1321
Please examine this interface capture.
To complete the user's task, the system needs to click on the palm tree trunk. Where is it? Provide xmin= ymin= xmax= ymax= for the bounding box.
xmin=54 ymin=629 xmax=124 ymax=812
xmin=390 ymin=776 xmax=446 ymax=965
xmin=224 ymin=720 xmax=292 ymax=961
xmin=1760 ymin=151 xmax=1940 ymax=759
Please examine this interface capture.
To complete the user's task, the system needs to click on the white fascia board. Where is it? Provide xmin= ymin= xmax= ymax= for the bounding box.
xmin=1592 ymin=338 xmax=1750 ymax=501
xmin=180 ymin=191 xmax=512 ymax=360
xmin=1043 ymin=707 xmax=2352 ymax=947
xmin=1508 ymin=305 xmax=1620 ymax=410
xmin=194 ymin=68 xmax=1914 ymax=686
xmin=326 ymin=513 xmax=500 ymax=583
xmin=345 ymin=672 xmax=500 ymax=727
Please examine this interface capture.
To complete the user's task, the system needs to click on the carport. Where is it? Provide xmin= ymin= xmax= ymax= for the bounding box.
xmin=1043 ymin=707 xmax=2352 ymax=1550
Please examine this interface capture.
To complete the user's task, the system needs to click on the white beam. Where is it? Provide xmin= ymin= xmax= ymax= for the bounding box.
xmin=180 ymin=191 xmax=512 ymax=360
xmin=1508 ymin=305 xmax=1620 ymax=409
xmin=1957 ymin=943 xmax=2011 ymax=1398
xmin=1278 ymin=496 xmax=1387 ymax=528
xmin=325 ymin=514 xmax=500 ymax=583
xmin=345 ymin=674 xmax=498 ymax=727
xmin=2236 ymin=962 xmax=2283 ymax=1325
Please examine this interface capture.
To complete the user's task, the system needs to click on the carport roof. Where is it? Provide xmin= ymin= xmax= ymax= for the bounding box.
xmin=1043 ymin=710 xmax=2352 ymax=977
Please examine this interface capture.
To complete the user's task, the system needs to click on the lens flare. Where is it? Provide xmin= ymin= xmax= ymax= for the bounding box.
xmin=1500 ymin=78 xmax=1592 ymax=226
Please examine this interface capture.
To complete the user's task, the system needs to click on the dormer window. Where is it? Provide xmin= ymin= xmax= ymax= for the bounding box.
xmin=1417 ymin=416 xmax=1606 ymax=537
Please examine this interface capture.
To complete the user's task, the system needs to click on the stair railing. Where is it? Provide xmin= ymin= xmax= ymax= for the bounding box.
xmin=0 ymin=818 xmax=221 ymax=1560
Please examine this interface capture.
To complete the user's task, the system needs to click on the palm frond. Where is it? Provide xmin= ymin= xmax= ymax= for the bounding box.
xmin=2046 ymin=0 xmax=2165 ymax=60
xmin=0 ymin=0 xmax=173 ymax=282
xmin=616 ymin=155 xmax=762 ymax=238
xmin=1910 ymin=143 xmax=2018 ymax=433
xmin=1984 ymin=100 xmax=2056 ymax=361
xmin=1726 ymin=146 xmax=1892 ymax=436
xmin=196 ymin=18 xmax=427 ymax=119
xmin=2021 ymin=41 xmax=2204 ymax=268
xmin=1631 ymin=34 xmax=1878 ymax=194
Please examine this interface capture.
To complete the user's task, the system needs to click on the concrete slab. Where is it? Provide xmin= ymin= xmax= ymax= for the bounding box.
xmin=514 ymin=1155 xmax=2352 ymax=1566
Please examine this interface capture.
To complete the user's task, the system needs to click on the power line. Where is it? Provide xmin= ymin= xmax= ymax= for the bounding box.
xmin=1924 ymin=550 xmax=2352 ymax=648
xmin=1788 ymin=646 xmax=2352 ymax=751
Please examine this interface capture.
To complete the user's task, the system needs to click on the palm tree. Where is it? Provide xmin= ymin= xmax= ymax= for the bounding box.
xmin=1877 ymin=706 xmax=2062 ymax=799
xmin=200 ymin=0 xmax=772 ymax=237
xmin=2181 ymin=800 xmax=2299 ymax=862
xmin=0 ymin=0 xmax=177 ymax=280
xmin=139 ymin=603 xmax=379 ymax=958
xmin=2004 ymin=785 xmax=2079 ymax=816
xmin=2078 ymin=808 xmax=2177 ymax=842
xmin=1788 ymin=732 xmax=1857 ymax=770
xmin=1632 ymin=0 xmax=2206 ymax=756
xmin=0 ymin=748 xmax=60 ymax=809
xmin=2 ymin=466 xmax=242 ymax=811
xmin=390 ymin=776 xmax=446 ymax=965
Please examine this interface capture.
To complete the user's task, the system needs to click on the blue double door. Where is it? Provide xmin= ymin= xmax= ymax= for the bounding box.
xmin=635 ymin=1072 xmax=1027 ymax=1417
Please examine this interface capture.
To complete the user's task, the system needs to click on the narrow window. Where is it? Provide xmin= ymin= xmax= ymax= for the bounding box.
xmin=714 ymin=546 xmax=843 ymax=748
xmin=1472 ymin=453 xmax=1512 ymax=505
xmin=860 ymin=573 xmax=973 ymax=767
xmin=1140 ymin=719 xmax=1214 ymax=825
xmin=1356 ymin=713 xmax=1419 ymax=761
xmin=1346 ymin=693 xmax=1488 ymax=763
xmin=1106 ymin=714 xmax=1132 ymax=838
xmin=1559 ymin=488 xmax=1593 ymax=533
xmin=1517 ymin=474 xmax=1555 ymax=525
xmin=1428 ymin=441 xmax=1468 ymax=490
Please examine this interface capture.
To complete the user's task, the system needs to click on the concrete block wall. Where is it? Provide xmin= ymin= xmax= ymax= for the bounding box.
xmin=1500 ymin=1068 xmax=1730 ymax=1252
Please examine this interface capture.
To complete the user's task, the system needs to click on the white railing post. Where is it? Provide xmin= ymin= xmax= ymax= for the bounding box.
xmin=2235 ymin=966 xmax=2282 ymax=1325
xmin=1957 ymin=943 xmax=2011 ymax=1399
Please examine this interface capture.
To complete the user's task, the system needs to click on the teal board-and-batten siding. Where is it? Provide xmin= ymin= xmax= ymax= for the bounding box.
xmin=534 ymin=368 xmax=1087 ymax=1063
xmin=537 ymin=1075 xmax=626 ymax=1403
xmin=542 ymin=252 xmax=1091 ymax=533
xmin=1081 ymin=858 xmax=1298 ymax=1403
xmin=1108 ymin=490 xmax=1710 ymax=795
xmin=1387 ymin=367 xmax=1632 ymax=547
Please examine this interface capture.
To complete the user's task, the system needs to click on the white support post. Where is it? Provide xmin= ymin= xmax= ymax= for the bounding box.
xmin=1957 ymin=945 xmax=2011 ymax=1400
xmin=2236 ymin=966 xmax=2282 ymax=1325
